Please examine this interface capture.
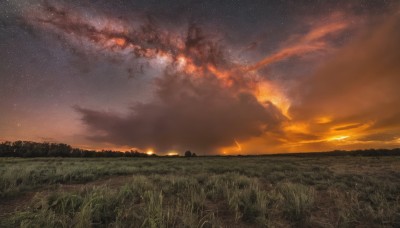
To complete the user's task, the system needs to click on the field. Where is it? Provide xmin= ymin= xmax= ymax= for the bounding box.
xmin=0 ymin=156 xmax=399 ymax=227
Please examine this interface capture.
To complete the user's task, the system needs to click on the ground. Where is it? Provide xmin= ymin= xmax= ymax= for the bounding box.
xmin=0 ymin=156 xmax=399 ymax=227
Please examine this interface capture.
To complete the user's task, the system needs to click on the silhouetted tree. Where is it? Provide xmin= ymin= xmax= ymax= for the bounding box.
xmin=184 ymin=150 xmax=192 ymax=157
xmin=0 ymin=141 xmax=152 ymax=158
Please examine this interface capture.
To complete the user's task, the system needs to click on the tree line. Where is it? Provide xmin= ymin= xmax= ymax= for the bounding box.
xmin=0 ymin=141 xmax=152 ymax=158
xmin=267 ymin=148 xmax=400 ymax=157
xmin=1 ymin=140 xmax=400 ymax=158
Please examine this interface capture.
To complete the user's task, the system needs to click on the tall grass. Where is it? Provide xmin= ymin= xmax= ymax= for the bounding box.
xmin=1 ymin=156 xmax=400 ymax=227
xmin=278 ymin=182 xmax=314 ymax=223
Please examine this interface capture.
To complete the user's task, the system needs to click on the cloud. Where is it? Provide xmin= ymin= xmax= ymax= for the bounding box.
xmin=334 ymin=123 xmax=364 ymax=131
xmin=288 ymin=11 xmax=400 ymax=147
xmin=76 ymin=71 xmax=285 ymax=153
xmin=244 ymin=14 xmax=351 ymax=72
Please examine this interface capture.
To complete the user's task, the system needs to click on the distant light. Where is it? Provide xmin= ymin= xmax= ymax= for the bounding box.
xmin=146 ymin=149 xmax=154 ymax=155
xmin=167 ymin=151 xmax=178 ymax=156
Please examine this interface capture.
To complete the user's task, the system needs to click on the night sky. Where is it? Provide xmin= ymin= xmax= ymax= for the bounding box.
xmin=1 ymin=0 xmax=399 ymax=155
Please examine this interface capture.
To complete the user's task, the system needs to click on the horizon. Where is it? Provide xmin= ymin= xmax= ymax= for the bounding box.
xmin=2 ymin=140 xmax=400 ymax=157
xmin=1 ymin=0 xmax=400 ymax=155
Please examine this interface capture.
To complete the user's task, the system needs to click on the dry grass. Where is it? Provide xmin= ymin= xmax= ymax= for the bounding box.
xmin=0 ymin=156 xmax=399 ymax=227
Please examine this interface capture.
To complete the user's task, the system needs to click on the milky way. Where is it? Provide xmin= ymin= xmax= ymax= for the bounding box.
xmin=1 ymin=0 xmax=399 ymax=154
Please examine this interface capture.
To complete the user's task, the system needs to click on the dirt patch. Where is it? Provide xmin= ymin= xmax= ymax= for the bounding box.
xmin=309 ymin=190 xmax=338 ymax=228
xmin=0 ymin=192 xmax=36 ymax=218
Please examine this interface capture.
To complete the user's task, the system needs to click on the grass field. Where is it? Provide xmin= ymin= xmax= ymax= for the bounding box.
xmin=0 ymin=156 xmax=399 ymax=227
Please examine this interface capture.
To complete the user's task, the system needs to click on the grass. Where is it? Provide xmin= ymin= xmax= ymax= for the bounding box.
xmin=0 ymin=156 xmax=399 ymax=227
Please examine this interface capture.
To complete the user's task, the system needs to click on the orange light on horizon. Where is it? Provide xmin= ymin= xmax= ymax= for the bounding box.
xmin=167 ymin=151 xmax=179 ymax=156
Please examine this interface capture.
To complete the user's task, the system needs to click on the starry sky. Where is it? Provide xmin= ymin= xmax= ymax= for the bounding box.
xmin=1 ymin=0 xmax=399 ymax=155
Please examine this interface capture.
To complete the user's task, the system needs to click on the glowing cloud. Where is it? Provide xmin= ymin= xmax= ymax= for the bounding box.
xmin=244 ymin=15 xmax=350 ymax=72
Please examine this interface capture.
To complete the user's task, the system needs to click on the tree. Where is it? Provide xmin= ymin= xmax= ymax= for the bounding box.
xmin=184 ymin=150 xmax=192 ymax=157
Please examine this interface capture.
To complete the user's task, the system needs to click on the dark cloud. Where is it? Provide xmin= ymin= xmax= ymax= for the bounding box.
xmin=358 ymin=132 xmax=399 ymax=142
xmin=76 ymin=71 xmax=285 ymax=153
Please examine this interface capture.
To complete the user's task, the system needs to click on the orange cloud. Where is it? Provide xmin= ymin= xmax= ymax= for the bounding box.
xmin=285 ymin=11 xmax=400 ymax=152
xmin=229 ymin=11 xmax=400 ymax=154
xmin=244 ymin=15 xmax=350 ymax=72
